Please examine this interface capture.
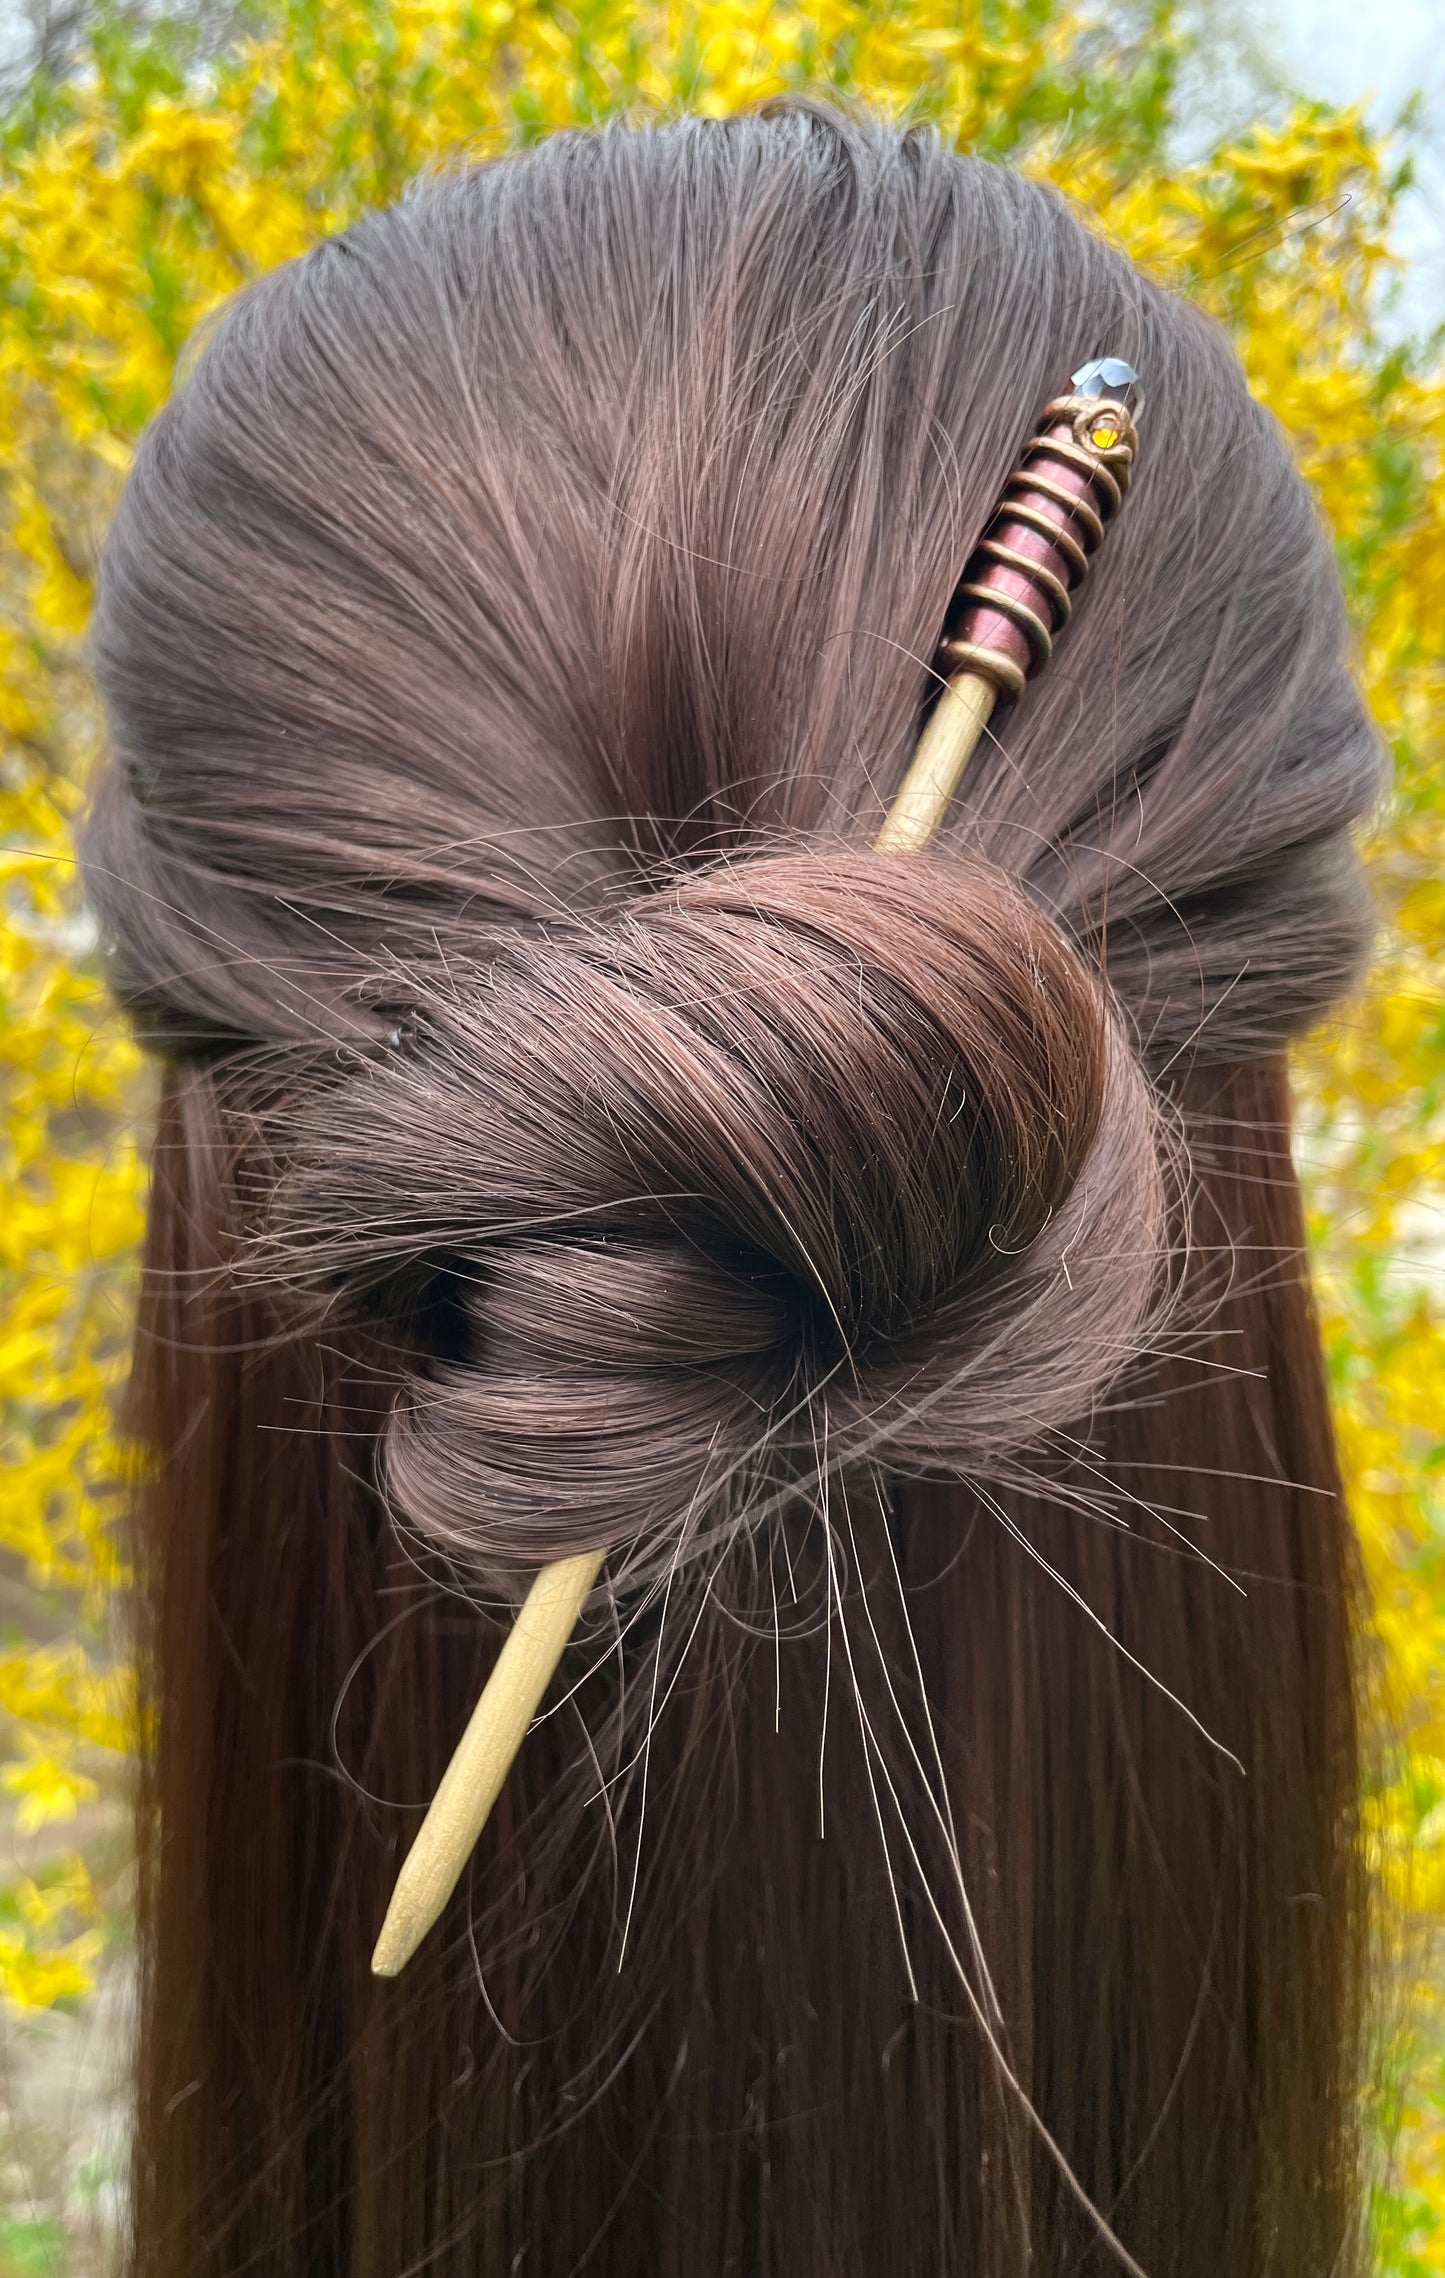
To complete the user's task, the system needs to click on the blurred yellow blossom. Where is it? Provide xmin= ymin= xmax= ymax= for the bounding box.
xmin=0 ymin=1738 xmax=99 ymax=1835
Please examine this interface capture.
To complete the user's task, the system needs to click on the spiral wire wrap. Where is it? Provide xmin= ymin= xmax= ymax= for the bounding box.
xmin=940 ymin=391 xmax=1140 ymax=699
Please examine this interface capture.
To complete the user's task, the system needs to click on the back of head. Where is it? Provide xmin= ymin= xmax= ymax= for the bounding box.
xmin=86 ymin=108 xmax=1379 ymax=2278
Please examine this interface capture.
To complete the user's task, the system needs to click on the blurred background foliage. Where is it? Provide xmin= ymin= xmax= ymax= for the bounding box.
xmin=0 ymin=0 xmax=1440 ymax=2266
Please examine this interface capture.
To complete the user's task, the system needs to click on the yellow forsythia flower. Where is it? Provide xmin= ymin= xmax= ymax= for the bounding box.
xmin=0 ymin=1737 xmax=100 ymax=1836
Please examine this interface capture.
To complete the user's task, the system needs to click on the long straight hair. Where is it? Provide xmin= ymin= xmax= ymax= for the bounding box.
xmin=87 ymin=108 xmax=1380 ymax=2276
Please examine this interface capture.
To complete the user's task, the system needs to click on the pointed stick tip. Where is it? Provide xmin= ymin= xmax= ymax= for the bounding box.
xmin=371 ymin=1905 xmax=417 ymax=1978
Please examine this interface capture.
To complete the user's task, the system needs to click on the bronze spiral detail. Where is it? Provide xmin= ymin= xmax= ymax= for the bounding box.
xmin=937 ymin=389 xmax=1140 ymax=701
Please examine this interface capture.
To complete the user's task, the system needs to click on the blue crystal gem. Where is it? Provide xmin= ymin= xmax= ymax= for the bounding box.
xmin=1070 ymin=356 xmax=1139 ymax=398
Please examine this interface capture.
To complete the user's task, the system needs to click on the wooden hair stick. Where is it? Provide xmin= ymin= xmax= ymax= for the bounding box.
xmin=370 ymin=359 xmax=1142 ymax=1977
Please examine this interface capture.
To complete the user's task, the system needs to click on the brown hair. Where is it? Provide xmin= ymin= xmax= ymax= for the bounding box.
xmin=86 ymin=107 xmax=1381 ymax=2277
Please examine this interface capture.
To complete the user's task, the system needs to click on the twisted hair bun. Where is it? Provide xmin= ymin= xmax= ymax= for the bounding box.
xmin=273 ymin=849 xmax=1167 ymax=1575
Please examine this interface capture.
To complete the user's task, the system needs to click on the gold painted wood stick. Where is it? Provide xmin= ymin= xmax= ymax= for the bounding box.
xmin=372 ymin=1548 xmax=605 ymax=1975
xmin=370 ymin=360 xmax=1141 ymax=1978
xmin=874 ymin=673 xmax=996 ymax=854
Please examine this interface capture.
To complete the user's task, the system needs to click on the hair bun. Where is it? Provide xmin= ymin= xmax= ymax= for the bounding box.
xmin=271 ymin=850 xmax=1168 ymax=1575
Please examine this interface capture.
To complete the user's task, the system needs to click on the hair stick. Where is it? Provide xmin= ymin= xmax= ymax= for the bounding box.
xmin=370 ymin=360 xmax=1140 ymax=1978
